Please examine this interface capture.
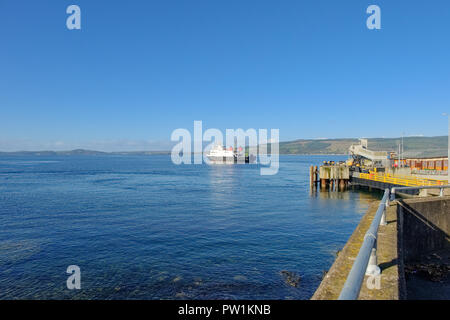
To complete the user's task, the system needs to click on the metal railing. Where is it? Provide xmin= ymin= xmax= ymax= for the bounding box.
xmin=338 ymin=188 xmax=389 ymax=300
xmin=339 ymin=184 xmax=450 ymax=300
xmin=359 ymin=171 xmax=445 ymax=187
xmin=390 ymin=185 xmax=450 ymax=201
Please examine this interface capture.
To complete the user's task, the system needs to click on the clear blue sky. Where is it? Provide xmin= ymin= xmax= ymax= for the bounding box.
xmin=1 ymin=0 xmax=450 ymax=151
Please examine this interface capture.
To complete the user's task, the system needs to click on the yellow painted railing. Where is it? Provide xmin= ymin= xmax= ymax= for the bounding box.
xmin=359 ymin=171 xmax=445 ymax=187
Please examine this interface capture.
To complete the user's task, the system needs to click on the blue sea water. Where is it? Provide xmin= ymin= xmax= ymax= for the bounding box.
xmin=0 ymin=155 xmax=380 ymax=299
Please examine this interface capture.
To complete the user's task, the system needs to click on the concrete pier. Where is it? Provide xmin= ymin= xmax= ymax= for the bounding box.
xmin=312 ymin=201 xmax=400 ymax=300
xmin=312 ymin=196 xmax=450 ymax=300
xmin=313 ymin=164 xmax=349 ymax=190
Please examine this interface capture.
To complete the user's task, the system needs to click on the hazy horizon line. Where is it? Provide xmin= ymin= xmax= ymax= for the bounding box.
xmin=0 ymin=135 xmax=446 ymax=153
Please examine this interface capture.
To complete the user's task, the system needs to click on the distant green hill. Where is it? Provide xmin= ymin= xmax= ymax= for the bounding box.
xmin=274 ymin=136 xmax=448 ymax=157
xmin=0 ymin=149 xmax=170 ymax=156
xmin=0 ymin=136 xmax=447 ymax=158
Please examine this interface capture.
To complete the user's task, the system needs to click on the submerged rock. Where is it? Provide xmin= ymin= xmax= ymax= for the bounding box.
xmin=175 ymin=292 xmax=187 ymax=298
xmin=280 ymin=270 xmax=301 ymax=287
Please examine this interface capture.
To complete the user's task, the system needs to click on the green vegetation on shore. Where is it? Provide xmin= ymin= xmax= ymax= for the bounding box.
xmin=270 ymin=136 xmax=448 ymax=157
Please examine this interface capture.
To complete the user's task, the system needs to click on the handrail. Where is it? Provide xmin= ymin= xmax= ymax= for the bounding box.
xmin=338 ymin=188 xmax=390 ymax=300
xmin=339 ymin=184 xmax=450 ymax=300
xmin=390 ymin=185 xmax=450 ymax=201
xmin=381 ymin=172 xmax=443 ymax=183
xmin=359 ymin=171 xmax=445 ymax=187
xmin=368 ymin=171 xmax=444 ymax=185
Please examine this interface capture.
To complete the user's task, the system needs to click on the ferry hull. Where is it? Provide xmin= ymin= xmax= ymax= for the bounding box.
xmin=207 ymin=155 xmax=256 ymax=164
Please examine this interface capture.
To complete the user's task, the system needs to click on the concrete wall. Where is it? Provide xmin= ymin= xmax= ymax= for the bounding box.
xmin=386 ymin=167 xmax=411 ymax=176
xmin=397 ymin=197 xmax=450 ymax=262
xmin=319 ymin=165 xmax=349 ymax=179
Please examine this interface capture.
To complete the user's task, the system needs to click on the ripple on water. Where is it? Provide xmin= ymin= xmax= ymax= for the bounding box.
xmin=0 ymin=155 xmax=378 ymax=299
xmin=0 ymin=240 xmax=42 ymax=267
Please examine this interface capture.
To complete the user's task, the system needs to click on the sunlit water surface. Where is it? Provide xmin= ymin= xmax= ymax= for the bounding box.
xmin=0 ymin=155 xmax=380 ymax=299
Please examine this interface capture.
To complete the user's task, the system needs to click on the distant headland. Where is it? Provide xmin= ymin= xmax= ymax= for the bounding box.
xmin=0 ymin=136 xmax=447 ymax=157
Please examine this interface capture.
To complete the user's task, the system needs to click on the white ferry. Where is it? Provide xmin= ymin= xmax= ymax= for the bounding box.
xmin=206 ymin=144 xmax=256 ymax=164
xmin=206 ymin=145 xmax=236 ymax=163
